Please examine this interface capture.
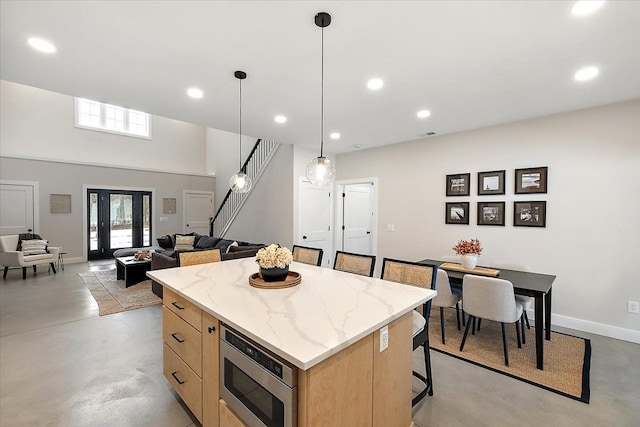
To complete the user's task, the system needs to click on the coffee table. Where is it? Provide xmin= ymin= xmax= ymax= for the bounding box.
xmin=116 ymin=256 xmax=152 ymax=287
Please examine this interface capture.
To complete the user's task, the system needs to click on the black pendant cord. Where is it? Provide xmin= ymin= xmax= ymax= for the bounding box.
xmin=320 ymin=25 xmax=324 ymax=159
xmin=239 ymin=77 xmax=242 ymax=172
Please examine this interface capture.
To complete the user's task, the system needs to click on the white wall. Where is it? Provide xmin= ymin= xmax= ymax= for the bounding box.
xmin=1 ymin=80 xmax=209 ymax=175
xmin=336 ymin=99 xmax=640 ymax=340
xmin=225 ymin=144 xmax=294 ymax=247
xmin=207 ymin=127 xmax=258 ymax=209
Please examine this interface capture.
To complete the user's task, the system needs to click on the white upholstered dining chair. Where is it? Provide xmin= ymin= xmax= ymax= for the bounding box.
xmin=431 ymin=269 xmax=463 ymax=344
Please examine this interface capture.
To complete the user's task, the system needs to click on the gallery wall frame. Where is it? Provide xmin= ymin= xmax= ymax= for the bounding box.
xmin=50 ymin=194 xmax=71 ymax=214
xmin=446 ymin=173 xmax=471 ymax=196
xmin=513 ymin=201 xmax=547 ymax=227
xmin=515 ymin=166 xmax=548 ymax=194
xmin=478 ymin=170 xmax=505 ymax=195
xmin=477 ymin=201 xmax=505 ymax=226
xmin=445 ymin=202 xmax=470 ymax=225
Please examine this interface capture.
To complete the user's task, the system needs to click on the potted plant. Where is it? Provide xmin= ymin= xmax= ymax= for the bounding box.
xmin=255 ymin=244 xmax=293 ymax=282
xmin=452 ymin=238 xmax=483 ymax=269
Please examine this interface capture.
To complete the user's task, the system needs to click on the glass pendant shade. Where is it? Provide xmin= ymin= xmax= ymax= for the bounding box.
xmin=305 ymin=156 xmax=335 ymax=187
xmin=229 ymin=171 xmax=252 ymax=193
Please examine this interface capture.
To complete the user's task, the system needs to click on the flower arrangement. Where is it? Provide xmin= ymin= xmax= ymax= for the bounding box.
xmin=255 ymin=244 xmax=293 ymax=269
xmin=452 ymin=238 xmax=483 ymax=256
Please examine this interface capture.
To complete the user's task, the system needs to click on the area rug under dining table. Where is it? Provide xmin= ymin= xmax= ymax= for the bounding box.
xmin=79 ymin=270 xmax=161 ymax=316
xmin=429 ymin=307 xmax=591 ymax=403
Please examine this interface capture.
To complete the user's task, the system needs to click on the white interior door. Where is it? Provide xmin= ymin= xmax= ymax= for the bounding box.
xmin=0 ymin=182 xmax=36 ymax=235
xmin=184 ymin=191 xmax=215 ymax=235
xmin=298 ymin=178 xmax=332 ymax=267
xmin=342 ymin=184 xmax=373 ymax=254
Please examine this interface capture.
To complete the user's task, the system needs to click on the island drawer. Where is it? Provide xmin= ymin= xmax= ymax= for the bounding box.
xmin=163 ymin=307 xmax=202 ymax=377
xmin=164 ymin=342 xmax=203 ymax=422
xmin=163 ymin=288 xmax=202 ymax=331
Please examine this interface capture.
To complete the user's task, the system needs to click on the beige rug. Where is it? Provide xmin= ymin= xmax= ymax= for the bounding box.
xmin=79 ymin=270 xmax=161 ymax=316
xmin=429 ymin=307 xmax=591 ymax=403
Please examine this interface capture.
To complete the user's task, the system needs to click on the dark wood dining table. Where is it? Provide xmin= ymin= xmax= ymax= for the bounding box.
xmin=419 ymin=258 xmax=556 ymax=370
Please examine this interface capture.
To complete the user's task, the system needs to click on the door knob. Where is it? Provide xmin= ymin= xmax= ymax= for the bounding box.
xmin=186 ymin=224 xmax=190 ymax=227
xmin=303 ymin=235 xmax=307 ymax=239
xmin=366 ymin=231 xmax=371 ymax=234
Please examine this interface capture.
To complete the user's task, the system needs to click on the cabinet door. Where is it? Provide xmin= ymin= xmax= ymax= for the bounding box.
xmin=219 ymin=399 xmax=246 ymax=427
xmin=202 ymin=311 xmax=220 ymax=427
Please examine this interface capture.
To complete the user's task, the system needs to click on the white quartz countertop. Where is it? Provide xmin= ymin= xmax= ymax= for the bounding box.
xmin=148 ymin=258 xmax=436 ymax=370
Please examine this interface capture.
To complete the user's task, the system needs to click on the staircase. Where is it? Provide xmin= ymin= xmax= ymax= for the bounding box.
xmin=210 ymin=138 xmax=280 ymax=237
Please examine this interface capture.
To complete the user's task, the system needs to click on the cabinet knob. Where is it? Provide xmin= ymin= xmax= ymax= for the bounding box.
xmin=208 ymin=326 xmax=216 ymax=334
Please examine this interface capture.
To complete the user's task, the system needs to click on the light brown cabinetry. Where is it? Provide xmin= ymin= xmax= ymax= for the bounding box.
xmin=163 ymin=288 xmax=219 ymax=427
xmin=297 ymin=311 xmax=412 ymax=427
xmin=219 ymin=399 xmax=247 ymax=427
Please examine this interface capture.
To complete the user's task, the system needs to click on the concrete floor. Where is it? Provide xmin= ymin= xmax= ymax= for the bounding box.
xmin=1 ymin=261 xmax=639 ymax=426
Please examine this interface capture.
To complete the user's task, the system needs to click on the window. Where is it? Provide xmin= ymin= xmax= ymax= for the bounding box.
xmin=75 ymin=98 xmax=151 ymax=138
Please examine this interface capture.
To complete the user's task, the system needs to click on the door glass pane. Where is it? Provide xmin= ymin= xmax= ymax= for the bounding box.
xmin=110 ymin=194 xmax=132 ymax=249
xmin=89 ymin=193 xmax=98 ymax=250
xmin=143 ymin=194 xmax=150 ymax=246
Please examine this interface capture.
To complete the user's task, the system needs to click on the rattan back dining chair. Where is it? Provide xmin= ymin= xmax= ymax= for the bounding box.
xmin=333 ymin=251 xmax=376 ymax=277
xmin=178 ymin=249 xmax=221 ymax=266
xmin=381 ymin=258 xmax=437 ymax=406
xmin=292 ymin=245 xmax=323 ymax=266
xmin=459 ymin=275 xmax=525 ymax=366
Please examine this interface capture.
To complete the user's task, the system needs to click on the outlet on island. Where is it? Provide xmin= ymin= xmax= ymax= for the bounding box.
xmin=379 ymin=325 xmax=389 ymax=352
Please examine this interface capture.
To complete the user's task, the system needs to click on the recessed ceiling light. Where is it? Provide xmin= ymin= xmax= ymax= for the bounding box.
xmin=571 ymin=1 xmax=605 ymax=16
xmin=367 ymin=78 xmax=384 ymax=90
xmin=275 ymin=115 xmax=287 ymax=124
xmin=330 ymin=132 xmax=341 ymax=140
xmin=353 ymin=144 xmax=362 ymax=149
xmin=417 ymin=110 xmax=431 ymax=119
xmin=27 ymin=37 xmax=56 ymax=54
xmin=574 ymin=66 xmax=599 ymax=82
xmin=187 ymin=88 xmax=204 ymax=98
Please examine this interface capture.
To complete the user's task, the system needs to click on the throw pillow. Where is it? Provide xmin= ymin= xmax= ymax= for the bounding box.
xmin=174 ymin=235 xmax=195 ymax=251
xmin=195 ymin=236 xmax=220 ymax=249
xmin=226 ymin=241 xmax=239 ymax=254
xmin=17 ymin=233 xmax=43 ymax=251
xmin=21 ymin=239 xmax=48 ymax=255
xmin=156 ymin=235 xmax=173 ymax=249
xmin=214 ymin=239 xmax=235 ymax=249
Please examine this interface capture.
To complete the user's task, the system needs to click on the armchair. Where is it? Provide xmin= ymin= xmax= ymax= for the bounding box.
xmin=0 ymin=235 xmax=59 ymax=280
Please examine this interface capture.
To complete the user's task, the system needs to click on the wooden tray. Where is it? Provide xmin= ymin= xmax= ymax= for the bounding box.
xmin=440 ymin=262 xmax=500 ymax=277
xmin=249 ymin=271 xmax=302 ymax=289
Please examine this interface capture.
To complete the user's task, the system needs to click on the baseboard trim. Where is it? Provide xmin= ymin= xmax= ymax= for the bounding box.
xmin=526 ymin=309 xmax=640 ymax=344
xmin=64 ymin=257 xmax=85 ymax=265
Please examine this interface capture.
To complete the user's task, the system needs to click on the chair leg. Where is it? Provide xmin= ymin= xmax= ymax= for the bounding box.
xmin=424 ymin=334 xmax=433 ymax=396
xmin=455 ymin=303 xmax=461 ymax=331
xmin=516 ymin=321 xmax=522 ymax=348
xmin=439 ymin=307 xmax=446 ymax=344
xmin=33 ymin=265 xmax=37 ymax=273
xmin=477 ymin=318 xmax=482 ymax=331
xmin=460 ymin=315 xmax=474 ymax=351
xmin=521 ymin=315 xmax=526 ymax=345
xmin=22 ymin=267 xmax=27 ymax=280
xmin=3 ymin=266 xmax=8 ymax=279
xmin=472 ymin=317 xmax=476 ymax=335
xmin=524 ymin=311 xmax=531 ymax=329
xmin=501 ymin=322 xmax=509 ymax=366
xmin=50 ymin=262 xmax=57 ymax=274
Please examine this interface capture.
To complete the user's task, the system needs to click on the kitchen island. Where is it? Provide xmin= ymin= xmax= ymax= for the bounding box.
xmin=148 ymin=257 xmax=436 ymax=427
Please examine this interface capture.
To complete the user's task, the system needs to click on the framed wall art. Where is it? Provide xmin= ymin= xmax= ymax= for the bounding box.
xmin=163 ymin=198 xmax=177 ymax=214
xmin=515 ymin=166 xmax=548 ymax=194
xmin=477 ymin=201 xmax=505 ymax=226
xmin=50 ymin=194 xmax=71 ymax=214
xmin=445 ymin=202 xmax=470 ymax=225
xmin=513 ymin=201 xmax=546 ymax=227
xmin=446 ymin=173 xmax=471 ymax=196
xmin=477 ymin=170 xmax=505 ymax=195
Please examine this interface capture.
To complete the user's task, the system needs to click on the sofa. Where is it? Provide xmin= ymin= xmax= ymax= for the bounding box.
xmin=0 ymin=234 xmax=60 ymax=280
xmin=149 ymin=233 xmax=265 ymax=298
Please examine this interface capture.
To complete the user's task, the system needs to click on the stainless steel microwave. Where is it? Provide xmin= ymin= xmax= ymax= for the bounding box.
xmin=220 ymin=325 xmax=298 ymax=427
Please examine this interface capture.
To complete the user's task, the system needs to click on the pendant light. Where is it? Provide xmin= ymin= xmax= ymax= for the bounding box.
xmin=230 ymin=70 xmax=252 ymax=193
xmin=305 ymin=12 xmax=335 ymax=187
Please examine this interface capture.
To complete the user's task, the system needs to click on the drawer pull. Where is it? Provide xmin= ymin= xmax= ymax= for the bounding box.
xmin=171 ymin=333 xmax=185 ymax=343
xmin=171 ymin=301 xmax=185 ymax=310
xmin=208 ymin=326 xmax=216 ymax=334
xmin=171 ymin=371 xmax=185 ymax=385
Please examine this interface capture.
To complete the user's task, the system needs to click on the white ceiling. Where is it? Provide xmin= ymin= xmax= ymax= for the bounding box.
xmin=1 ymin=1 xmax=639 ymax=154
